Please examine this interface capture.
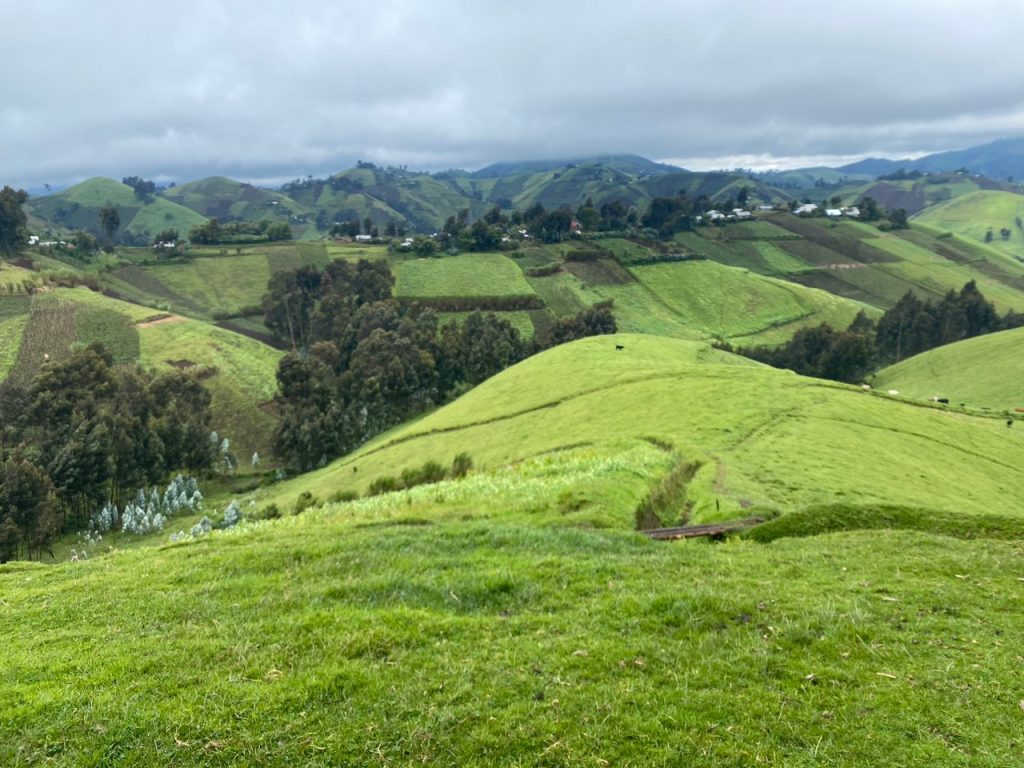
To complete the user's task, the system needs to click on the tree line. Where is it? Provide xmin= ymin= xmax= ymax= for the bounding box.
xmin=0 ymin=344 xmax=218 ymax=562
xmin=263 ymin=259 xmax=616 ymax=471
xmin=189 ymin=218 xmax=292 ymax=245
xmin=723 ymin=281 xmax=1024 ymax=383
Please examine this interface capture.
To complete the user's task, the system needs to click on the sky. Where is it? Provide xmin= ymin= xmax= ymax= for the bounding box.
xmin=3 ymin=0 xmax=1024 ymax=190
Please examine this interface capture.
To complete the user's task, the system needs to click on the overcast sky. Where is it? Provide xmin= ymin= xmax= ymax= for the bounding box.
xmin=3 ymin=0 xmax=1024 ymax=189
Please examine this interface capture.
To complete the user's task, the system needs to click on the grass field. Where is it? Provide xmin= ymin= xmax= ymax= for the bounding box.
xmin=914 ymin=190 xmax=1024 ymax=262
xmin=0 ymin=294 xmax=32 ymax=379
xmin=436 ymin=311 xmax=536 ymax=339
xmin=629 ymin=261 xmax=873 ymax=344
xmin=6 ymin=424 xmax=1024 ymax=764
xmin=144 ymin=254 xmax=272 ymax=317
xmin=394 ymin=253 xmax=536 ymax=299
xmin=253 ymin=334 xmax=1024 ymax=523
xmin=873 ymin=326 xmax=1024 ymax=410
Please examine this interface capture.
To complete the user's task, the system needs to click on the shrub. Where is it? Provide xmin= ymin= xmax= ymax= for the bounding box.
xmin=328 ymin=490 xmax=359 ymax=504
xmin=293 ymin=491 xmax=319 ymax=515
xmin=451 ymin=452 xmax=473 ymax=478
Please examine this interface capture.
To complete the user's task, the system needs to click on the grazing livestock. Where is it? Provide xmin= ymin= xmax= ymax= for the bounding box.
xmin=887 ymin=389 xmax=899 ymax=396
xmin=861 ymin=384 xmax=871 ymax=390
xmin=1008 ymin=420 xmax=1014 ymax=428
xmin=937 ymin=398 xmax=949 ymax=405
xmin=615 ymin=344 xmax=625 ymax=351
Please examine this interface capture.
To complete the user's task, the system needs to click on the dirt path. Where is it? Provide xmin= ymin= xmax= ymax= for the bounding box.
xmin=135 ymin=314 xmax=187 ymax=329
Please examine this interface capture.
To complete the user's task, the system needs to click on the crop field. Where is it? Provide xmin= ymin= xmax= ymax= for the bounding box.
xmin=394 ymin=253 xmax=536 ymax=299
xmin=144 ymin=254 xmax=272 ymax=318
xmin=873 ymin=326 xmax=1024 ymax=410
xmin=6 ymin=295 xmax=78 ymax=387
xmin=628 ymin=261 xmax=871 ymax=342
xmin=0 ymin=295 xmax=31 ymax=379
xmin=709 ymin=219 xmax=798 ymax=240
xmin=526 ymin=271 xmax=603 ymax=316
xmin=74 ymin=306 xmax=140 ymax=363
xmin=914 ymin=190 xmax=1024 ymax=256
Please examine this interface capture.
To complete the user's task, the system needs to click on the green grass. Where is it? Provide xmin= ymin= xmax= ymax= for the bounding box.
xmin=628 ymin=261 xmax=873 ymax=344
xmin=394 ymin=253 xmax=536 ymax=299
xmin=872 ymin=326 xmax=1024 ymax=410
xmin=144 ymin=255 xmax=271 ymax=318
xmin=5 ymin=442 xmax=1024 ymax=765
xmin=74 ymin=306 xmax=140 ymax=363
xmin=526 ymin=272 xmax=601 ymax=316
xmin=0 ymin=295 xmax=31 ymax=378
xmin=255 ymin=334 xmax=1024 ymax=523
xmin=914 ymin=190 xmax=1024 ymax=263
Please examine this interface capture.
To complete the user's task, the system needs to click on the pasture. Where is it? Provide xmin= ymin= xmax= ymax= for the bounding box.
xmin=393 ymin=253 xmax=537 ymax=300
xmin=253 ymin=334 xmax=1024 ymax=522
xmin=873 ymin=325 xmax=1024 ymax=411
xmin=5 ymin=435 xmax=1024 ymax=765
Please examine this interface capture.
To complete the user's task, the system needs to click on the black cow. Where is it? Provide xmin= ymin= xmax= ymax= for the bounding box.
xmin=615 ymin=344 xmax=625 ymax=351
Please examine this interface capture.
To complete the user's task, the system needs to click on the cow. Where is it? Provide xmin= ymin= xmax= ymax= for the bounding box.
xmin=615 ymin=344 xmax=625 ymax=351
xmin=1009 ymin=420 xmax=1015 ymax=428
xmin=937 ymin=398 xmax=949 ymax=405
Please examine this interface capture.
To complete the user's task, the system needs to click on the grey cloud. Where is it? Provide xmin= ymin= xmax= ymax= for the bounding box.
xmin=3 ymin=0 xmax=1024 ymax=188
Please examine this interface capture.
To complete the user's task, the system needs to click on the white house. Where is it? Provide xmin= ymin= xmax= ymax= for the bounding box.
xmin=843 ymin=206 xmax=861 ymax=217
xmin=825 ymin=209 xmax=843 ymax=217
xmin=794 ymin=203 xmax=818 ymax=216
xmin=354 ymin=234 xmax=373 ymax=242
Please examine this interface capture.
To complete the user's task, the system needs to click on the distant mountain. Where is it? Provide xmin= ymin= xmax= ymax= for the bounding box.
xmin=836 ymin=157 xmax=908 ymax=176
xmin=471 ymin=154 xmax=684 ymax=179
xmin=912 ymin=137 xmax=1024 ymax=180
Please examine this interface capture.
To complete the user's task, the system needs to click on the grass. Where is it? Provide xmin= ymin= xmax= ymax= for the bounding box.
xmin=5 ymin=441 xmax=1024 ymax=765
xmin=914 ymin=190 xmax=1024 ymax=262
xmin=628 ymin=261 xmax=873 ymax=344
xmin=254 ymin=334 xmax=1024 ymax=523
xmin=0 ymin=295 xmax=32 ymax=379
xmin=74 ymin=306 xmax=140 ymax=363
xmin=6 ymin=295 xmax=77 ymax=387
xmin=872 ymin=325 xmax=1024 ymax=410
xmin=394 ymin=253 xmax=536 ymax=299
xmin=144 ymin=254 xmax=272 ymax=318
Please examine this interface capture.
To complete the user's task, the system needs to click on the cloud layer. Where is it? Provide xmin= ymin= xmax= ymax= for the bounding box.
xmin=4 ymin=0 xmax=1024 ymax=187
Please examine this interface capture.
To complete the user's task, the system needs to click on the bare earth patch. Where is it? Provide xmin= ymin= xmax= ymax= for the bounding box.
xmin=136 ymin=314 xmax=186 ymax=328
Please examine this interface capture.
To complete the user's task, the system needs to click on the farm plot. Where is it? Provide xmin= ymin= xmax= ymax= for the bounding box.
xmin=0 ymin=295 xmax=32 ymax=380
xmin=75 ymin=306 xmax=140 ymax=363
xmin=394 ymin=253 xmax=537 ymax=302
xmin=144 ymin=254 xmax=271 ymax=318
xmin=7 ymin=295 xmax=77 ymax=387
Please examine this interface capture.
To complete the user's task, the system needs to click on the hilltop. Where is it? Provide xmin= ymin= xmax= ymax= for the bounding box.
xmin=24 ymin=177 xmax=207 ymax=244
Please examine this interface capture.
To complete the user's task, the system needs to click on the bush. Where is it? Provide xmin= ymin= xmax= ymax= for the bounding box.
xmin=451 ymin=452 xmax=473 ymax=478
xmin=293 ymin=491 xmax=319 ymax=515
xmin=328 ymin=490 xmax=359 ymax=503
xmin=400 ymin=461 xmax=447 ymax=488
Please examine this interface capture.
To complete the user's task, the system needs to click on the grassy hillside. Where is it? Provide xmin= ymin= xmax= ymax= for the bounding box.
xmin=26 ymin=177 xmax=208 ymax=243
xmin=0 ymin=286 xmax=282 ymax=459
xmin=5 ymin=365 xmax=1024 ymax=764
xmin=256 ymin=334 xmax=1024 ymax=523
xmin=162 ymin=176 xmax=305 ymax=225
xmin=914 ymin=189 xmax=1024 ymax=262
xmin=873 ymin=325 xmax=1024 ymax=410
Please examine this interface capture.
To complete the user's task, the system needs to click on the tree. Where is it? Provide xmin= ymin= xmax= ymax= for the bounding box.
xmin=859 ymin=196 xmax=881 ymax=221
xmin=888 ymin=208 xmax=909 ymax=230
xmin=0 ymin=186 xmax=29 ymax=257
xmin=98 ymin=205 xmax=120 ymax=246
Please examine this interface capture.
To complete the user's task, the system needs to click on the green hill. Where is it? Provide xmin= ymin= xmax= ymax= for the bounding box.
xmin=913 ymin=189 xmax=1024 ymax=263
xmin=162 ymin=177 xmax=308 ymax=234
xmin=6 ymin=334 xmax=1024 ymax=765
xmin=873 ymin=325 xmax=1024 ymax=411
xmin=25 ymin=177 xmax=208 ymax=244
xmin=0 ymin=286 xmax=281 ymax=459
xmin=256 ymin=334 xmax=1024 ymax=522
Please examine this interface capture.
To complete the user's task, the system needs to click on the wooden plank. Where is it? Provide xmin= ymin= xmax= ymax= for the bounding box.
xmin=642 ymin=517 xmax=764 ymax=540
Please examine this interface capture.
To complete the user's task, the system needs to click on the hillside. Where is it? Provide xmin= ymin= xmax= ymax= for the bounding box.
xmin=255 ymin=334 xmax=1024 ymax=521
xmin=913 ymin=189 xmax=1024 ymax=262
xmin=5 ymin=334 xmax=1024 ymax=765
xmin=162 ymin=177 xmax=310 ymax=235
xmin=25 ymin=177 xmax=207 ymax=244
xmin=873 ymin=325 xmax=1024 ymax=411
xmin=0 ymin=286 xmax=281 ymax=459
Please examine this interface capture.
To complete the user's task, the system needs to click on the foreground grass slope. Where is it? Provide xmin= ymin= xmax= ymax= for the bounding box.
xmin=873 ymin=325 xmax=1024 ymax=411
xmin=4 ymin=443 xmax=1024 ymax=766
xmin=259 ymin=334 xmax=1024 ymax=521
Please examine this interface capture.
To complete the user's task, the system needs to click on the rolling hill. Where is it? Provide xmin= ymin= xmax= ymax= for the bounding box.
xmin=5 ymin=333 xmax=1024 ymax=764
xmin=25 ymin=177 xmax=208 ymax=244
xmin=873 ymin=325 xmax=1024 ymax=411
xmin=913 ymin=189 xmax=1024 ymax=262
xmin=254 ymin=334 xmax=1024 ymax=521
xmin=162 ymin=177 xmax=308 ymax=234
